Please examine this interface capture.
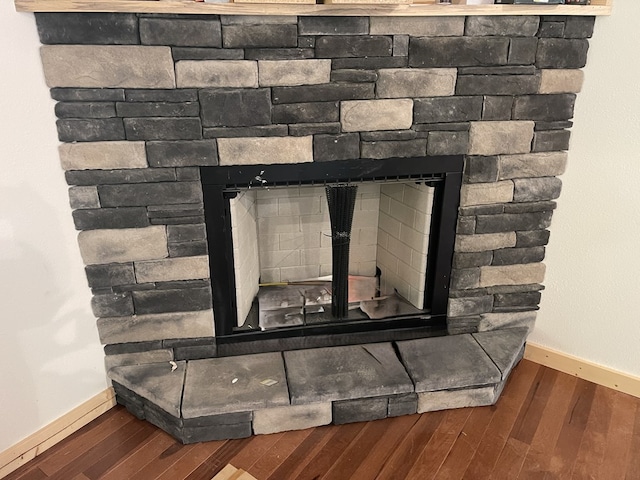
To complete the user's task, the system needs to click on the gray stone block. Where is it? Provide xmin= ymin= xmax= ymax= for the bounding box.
xmin=475 ymin=211 xmax=553 ymax=234
xmin=453 ymin=252 xmax=493 ymax=269
xmin=388 ymin=393 xmax=418 ymax=417
xmin=65 ymin=168 xmax=175 ymax=186
xmin=451 ymin=268 xmax=481 ymax=290
xmin=393 ymin=35 xmax=409 ymax=57
xmin=513 ymin=94 xmax=576 ymax=122
xmin=464 ymin=156 xmax=499 ymax=183
xmin=499 ymin=151 xmax=568 ymax=179
xmin=290 ymin=123 xmax=341 ymax=136
xmin=55 ymin=102 xmax=116 ymax=119
xmin=457 ymin=216 xmax=476 ymax=235
xmin=203 ymin=126 xmax=288 ymax=139
xmin=513 ymin=177 xmax=562 ymax=202
xmin=509 ymin=37 xmax=538 ymax=65
xmin=538 ymin=21 xmax=564 ymax=38
xmin=482 ymin=96 xmax=513 ymax=121
xmin=222 ymin=24 xmax=297 ymax=48
xmin=200 ymin=88 xmax=271 ymax=127
xmin=492 ymin=246 xmax=545 ymax=266
xmin=69 ymin=186 xmax=100 ymax=209
xmin=78 ymin=225 xmax=168 ymax=265
xmin=167 ymin=224 xmax=206 ymax=243
xmin=124 ymin=118 xmax=202 ymax=141
xmin=176 ymin=167 xmax=200 ymax=181
xmin=140 ymin=18 xmax=222 ymax=47
xmin=494 ymin=291 xmax=542 ymax=309
xmin=298 ymin=16 xmax=369 ymax=35
xmin=448 ymin=295 xmax=493 ymax=317
xmin=105 ymin=349 xmax=174 ymax=371
xmin=172 ymin=47 xmax=244 ymax=61
xmin=98 ymin=181 xmax=202 ymax=207
xmin=314 ymin=133 xmax=360 ymax=162
xmin=465 ymin=16 xmax=539 ymax=37
xmin=370 ymin=17 xmax=465 ymax=37
xmin=91 ymin=291 xmax=134 ymax=317
xmin=409 ymin=37 xmax=509 ymax=68
xmin=564 ymin=16 xmax=595 ymax=39
xmin=182 ymin=353 xmax=289 ymax=417
xmin=85 ymin=263 xmax=135 ymax=289
xmin=51 ymin=88 xmax=125 ymax=102
xmin=109 ymin=361 xmax=186 ymax=417
xmin=245 ymin=48 xmax=314 ymax=60
xmin=427 ymin=131 xmax=469 ymax=156
xmin=397 ymin=334 xmax=501 ymax=392
xmin=417 ymin=386 xmax=497 ymax=413
xmin=414 ymin=96 xmax=483 ymax=124
xmin=479 ymin=311 xmax=537 ymax=333
xmin=35 ymin=13 xmax=139 ymax=45
xmin=285 ymin=343 xmax=413 ymax=404
xmin=220 ymin=15 xmax=297 ymax=25
xmin=253 ymin=403 xmax=332 ymax=435
xmin=456 ymin=75 xmax=540 ymax=96
xmin=72 ymin=207 xmax=148 ymax=230
xmin=316 ymin=36 xmax=392 ymax=58
xmin=272 ymin=84 xmax=375 ymax=104
xmin=331 ymin=69 xmax=378 ymax=83
xmin=132 ymin=287 xmax=212 ymax=314
xmin=272 ymin=102 xmax=339 ymax=124
xmin=377 ymin=68 xmax=456 ymax=99
xmin=533 ymin=130 xmax=571 ymax=152
xmin=363 ymin=139 xmax=427 ymax=159
xmin=57 ymin=118 xmax=125 ymax=142
xmin=124 ymin=89 xmax=198 ymax=102
xmin=332 ymin=56 xmax=407 ymax=70
xmin=517 ymin=230 xmax=551 ymax=248
xmin=116 ymin=102 xmax=199 ymax=118
xmin=146 ymin=140 xmax=218 ymax=168
xmin=536 ymin=38 xmax=589 ymax=69
xmin=333 ymin=397 xmax=388 ymax=425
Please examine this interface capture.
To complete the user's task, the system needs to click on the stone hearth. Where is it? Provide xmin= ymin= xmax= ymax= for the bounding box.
xmin=32 ymin=12 xmax=594 ymax=442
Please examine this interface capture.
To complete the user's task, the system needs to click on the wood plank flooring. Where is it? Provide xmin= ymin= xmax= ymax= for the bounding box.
xmin=6 ymin=360 xmax=640 ymax=480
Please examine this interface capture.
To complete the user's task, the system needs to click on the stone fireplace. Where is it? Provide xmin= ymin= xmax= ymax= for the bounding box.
xmin=33 ymin=12 xmax=592 ymax=442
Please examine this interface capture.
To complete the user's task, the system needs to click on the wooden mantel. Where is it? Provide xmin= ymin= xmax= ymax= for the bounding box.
xmin=14 ymin=0 xmax=612 ymax=16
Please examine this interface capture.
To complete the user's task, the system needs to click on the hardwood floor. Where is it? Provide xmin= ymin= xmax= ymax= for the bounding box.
xmin=6 ymin=360 xmax=640 ymax=480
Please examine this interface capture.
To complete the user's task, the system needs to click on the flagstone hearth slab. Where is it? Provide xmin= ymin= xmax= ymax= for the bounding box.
xmin=284 ymin=343 xmax=414 ymax=405
xmin=181 ymin=352 xmax=289 ymax=418
xmin=397 ymin=334 xmax=501 ymax=392
xmin=473 ymin=327 xmax=529 ymax=378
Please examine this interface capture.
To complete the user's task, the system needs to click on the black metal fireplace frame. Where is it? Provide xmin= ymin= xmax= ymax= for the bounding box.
xmin=201 ymin=155 xmax=463 ymax=352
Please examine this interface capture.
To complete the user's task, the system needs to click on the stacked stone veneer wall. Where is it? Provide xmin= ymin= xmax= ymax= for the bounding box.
xmin=33 ymin=13 xmax=594 ymax=364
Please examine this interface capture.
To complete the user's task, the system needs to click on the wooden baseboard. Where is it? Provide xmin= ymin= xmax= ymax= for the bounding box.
xmin=0 ymin=387 xmax=116 ymax=479
xmin=525 ymin=343 xmax=640 ymax=399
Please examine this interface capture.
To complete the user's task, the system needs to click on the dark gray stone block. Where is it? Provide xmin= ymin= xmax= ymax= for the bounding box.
xmin=86 ymin=263 xmax=135 ymax=288
xmin=183 ymin=411 xmax=251 ymax=428
xmin=285 ymin=343 xmax=413 ymax=404
xmin=513 ymin=177 xmax=562 ymax=202
xmin=104 ymin=340 xmax=164 ymax=355
xmin=55 ymin=102 xmax=116 ymax=119
xmin=508 ymin=37 xmax=538 ymax=65
xmin=51 ymin=88 xmax=125 ymax=102
xmin=222 ymin=24 xmax=297 ymax=48
xmin=427 ymin=131 xmax=468 ymax=156
xmin=414 ymin=96 xmax=483 ymax=124
xmin=465 ymin=16 xmax=539 ymax=37
xmin=147 ymin=140 xmax=218 ymax=167
xmin=332 ymin=397 xmax=388 ymax=425
xmin=72 ymin=207 xmax=149 ymax=230
xmin=486 ymin=283 xmax=544 ymax=295
xmin=538 ymin=21 xmax=565 ymax=38
xmin=331 ymin=69 xmax=378 ymax=83
xmin=316 ymin=36 xmax=392 ymax=58
xmin=361 ymin=130 xmax=416 ymax=142
xmin=451 ymin=268 xmax=480 ymax=290
xmin=536 ymin=38 xmax=589 ymax=69
xmin=448 ymin=288 xmax=489 ymax=299
xmin=472 ymin=327 xmax=529 ymax=378
xmin=513 ymin=94 xmax=576 ymax=121
xmin=244 ymin=48 xmax=314 ymax=60
xmin=173 ymin=344 xmax=217 ymax=361
xmin=453 ymin=252 xmax=493 ymax=269
xmin=410 ymin=37 xmax=509 ymax=67
xmin=150 ymin=216 xmax=204 ymax=226
xmin=289 ymin=123 xmax=341 ymax=136
xmin=464 ymin=156 xmax=499 ymax=183
xmin=457 ymin=216 xmax=476 ymax=235
xmin=414 ymin=122 xmax=470 ymax=133
xmin=113 ymin=382 xmax=146 ymax=419
xmin=459 ymin=204 xmax=504 ymax=216
xmin=182 ymin=353 xmax=289 ymax=417
xmin=176 ymin=167 xmax=200 ymax=181
xmin=142 ymin=401 xmax=182 ymax=439
xmin=298 ymin=36 xmax=315 ymax=48
xmin=388 ymin=393 xmax=418 ymax=417
xmin=155 ymin=280 xmax=210 ymax=291
xmin=535 ymin=120 xmax=573 ymax=131
xmin=200 ymin=89 xmax=271 ymax=127
xmin=57 ymin=118 xmax=125 ymax=142
xmin=332 ymin=56 xmax=407 ymax=70
xmin=298 ymin=16 xmax=368 ymax=35
xmin=494 ymin=292 xmax=542 ymax=309
xmin=492 ymin=246 xmax=546 ymax=265
xmin=272 ymin=102 xmax=339 ymax=124
xmin=35 ymin=13 xmax=139 ymax=45
xmin=448 ymin=295 xmax=493 ymax=317
xmin=98 ymin=182 xmax=202 ymax=207
xmin=92 ymin=291 xmax=134 ymax=317
xmin=65 ymin=168 xmax=176 ymax=186
xmin=111 ymin=283 xmax=156 ymax=293
xmin=393 ymin=35 xmax=410 ymax=57
xmin=447 ymin=316 xmax=481 ymax=335
xmin=533 ymin=130 xmax=571 ymax=152
xmin=124 ymin=89 xmax=198 ymax=102
xmin=172 ymin=47 xmax=244 ymax=60
xmin=363 ymin=139 xmax=427 ymax=159
xmin=475 ymin=211 xmax=553 ymax=233
xmin=133 ymin=287 xmax=212 ymax=314
xmin=397 ymin=334 xmax=501 ymax=392
xmin=313 ymin=133 xmax=360 ymax=162
xmin=273 ymin=84 xmax=375 ymax=104
xmin=564 ymin=16 xmax=595 ymax=39
xmin=456 ymin=75 xmax=540 ymax=95
xmin=116 ymin=102 xmax=199 ymax=118
xmin=167 ymin=224 xmax=206 ymax=243
xmin=124 ymin=118 xmax=202 ymax=141
xmin=203 ymin=125 xmax=287 ymax=139
xmin=458 ymin=66 xmax=536 ymax=76
xmin=182 ymin=422 xmax=252 ymax=444
xmin=140 ymin=18 xmax=221 ymax=47
xmin=146 ymin=204 xmax=204 ymax=219
xmin=504 ymin=201 xmax=557 ymax=214
xmin=516 ymin=230 xmax=551 ymax=248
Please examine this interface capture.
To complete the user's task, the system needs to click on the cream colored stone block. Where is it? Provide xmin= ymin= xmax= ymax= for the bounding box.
xmin=41 ymin=45 xmax=175 ymax=88
xmin=499 ymin=152 xmax=568 ymax=179
xmin=539 ymin=69 xmax=584 ymax=94
xmin=218 ymin=136 xmax=313 ymax=165
xmin=460 ymin=181 xmax=514 ymax=207
xmin=370 ymin=17 xmax=465 ymax=36
xmin=134 ymin=256 xmax=210 ymax=283
xmin=341 ymin=99 xmax=413 ymax=132
xmin=377 ymin=69 xmax=457 ymax=99
xmin=253 ymin=403 xmax=332 ymax=435
xmin=479 ymin=263 xmax=546 ymax=287
xmin=176 ymin=60 xmax=258 ymax=88
xmin=468 ymin=121 xmax=535 ymax=155
xmin=258 ymin=59 xmax=331 ymax=86
xmin=78 ymin=226 xmax=168 ymax=265
xmin=455 ymin=232 xmax=517 ymax=253
xmin=59 ymin=141 xmax=147 ymax=171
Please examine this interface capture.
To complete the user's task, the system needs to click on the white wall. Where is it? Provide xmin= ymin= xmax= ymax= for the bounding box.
xmin=531 ymin=2 xmax=640 ymax=378
xmin=0 ymin=4 xmax=108 ymax=452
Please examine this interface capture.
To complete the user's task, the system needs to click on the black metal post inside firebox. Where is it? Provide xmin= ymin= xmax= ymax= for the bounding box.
xmin=325 ymin=185 xmax=358 ymax=319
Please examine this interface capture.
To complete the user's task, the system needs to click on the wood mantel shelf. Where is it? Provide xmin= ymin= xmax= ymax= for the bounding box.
xmin=14 ymin=0 xmax=612 ymax=16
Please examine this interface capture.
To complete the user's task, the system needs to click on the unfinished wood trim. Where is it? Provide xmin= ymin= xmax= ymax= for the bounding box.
xmin=0 ymin=387 xmax=116 ymax=479
xmin=13 ymin=0 xmax=612 ymax=16
xmin=525 ymin=343 xmax=640 ymax=399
